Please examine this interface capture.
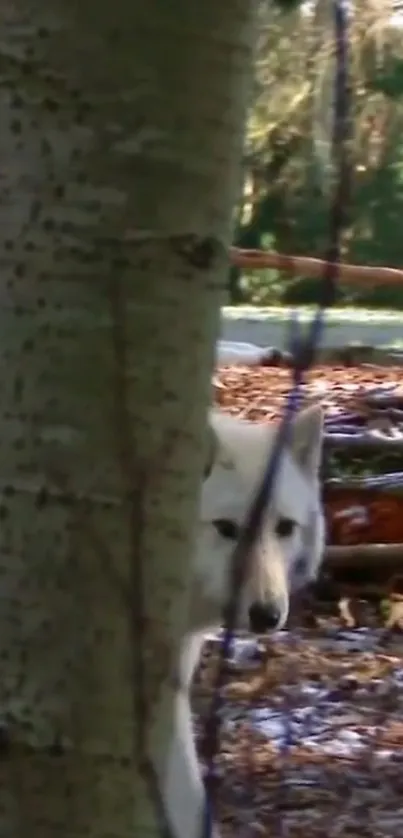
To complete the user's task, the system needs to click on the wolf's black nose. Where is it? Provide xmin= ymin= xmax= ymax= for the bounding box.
xmin=248 ymin=602 xmax=282 ymax=633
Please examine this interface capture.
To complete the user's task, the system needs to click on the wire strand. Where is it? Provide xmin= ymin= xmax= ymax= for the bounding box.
xmin=201 ymin=2 xmax=350 ymax=836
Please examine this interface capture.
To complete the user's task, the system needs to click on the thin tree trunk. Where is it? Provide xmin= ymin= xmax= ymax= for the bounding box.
xmin=0 ymin=1 xmax=257 ymax=837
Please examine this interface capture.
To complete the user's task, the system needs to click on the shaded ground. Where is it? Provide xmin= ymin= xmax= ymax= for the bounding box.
xmin=193 ymin=619 xmax=403 ymax=838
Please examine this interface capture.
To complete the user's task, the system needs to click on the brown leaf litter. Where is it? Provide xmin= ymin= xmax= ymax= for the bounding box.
xmin=213 ymin=364 xmax=403 ymax=422
xmin=192 ymin=620 xmax=403 ymax=838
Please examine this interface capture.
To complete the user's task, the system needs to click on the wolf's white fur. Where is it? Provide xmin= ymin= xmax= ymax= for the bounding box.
xmin=160 ymin=404 xmax=325 ymax=838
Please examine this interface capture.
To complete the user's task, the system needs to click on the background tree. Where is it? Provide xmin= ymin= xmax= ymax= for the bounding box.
xmin=0 ymin=1 xmax=257 ymax=837
xmin=231 ymin=0 xmax=403 ymax=307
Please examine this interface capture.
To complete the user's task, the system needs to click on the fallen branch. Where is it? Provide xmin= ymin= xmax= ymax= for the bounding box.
xmin=325 ymin=543 xmax=403 ymax=565
xmin=231 ymin=247 xmax=403 ymax=286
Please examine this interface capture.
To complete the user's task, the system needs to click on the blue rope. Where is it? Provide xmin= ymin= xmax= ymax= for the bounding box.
xmin=201 ymin=1 xmax=350 ymax=835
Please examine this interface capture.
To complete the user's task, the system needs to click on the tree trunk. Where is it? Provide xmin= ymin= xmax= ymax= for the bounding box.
xmin=0 ymin=1 xmax=257 ymax=837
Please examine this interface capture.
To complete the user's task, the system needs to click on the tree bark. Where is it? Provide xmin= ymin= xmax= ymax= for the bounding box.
xmin=0 ymin=1 xmax=257 ymax=837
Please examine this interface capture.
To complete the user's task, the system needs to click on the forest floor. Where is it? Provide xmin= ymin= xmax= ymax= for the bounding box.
xmin=194 ymin=620 xmax=403 ymax=838
xmin=194 ymin=361 xmax=403 ymax=838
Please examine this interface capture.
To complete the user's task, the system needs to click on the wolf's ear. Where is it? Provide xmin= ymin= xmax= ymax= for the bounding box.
xmin=207 ymin=409 xmax=242 ymax=474
xmin=289 ymin=404 xmax=324 ymax=477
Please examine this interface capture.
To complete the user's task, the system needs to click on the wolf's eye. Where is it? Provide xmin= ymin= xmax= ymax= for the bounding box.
xmin=275 ymin=517 xmax=296 ymax=538
xmin=212 ymin=518 xmax=239 ymax=541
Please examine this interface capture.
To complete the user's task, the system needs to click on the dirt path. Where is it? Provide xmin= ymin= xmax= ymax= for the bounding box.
xmin=221 ymin=309 xmax=403 ymax=349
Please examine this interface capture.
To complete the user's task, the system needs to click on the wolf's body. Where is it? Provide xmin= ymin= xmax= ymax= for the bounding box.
xmin=160 ymin=404 xmax=325 ymax=838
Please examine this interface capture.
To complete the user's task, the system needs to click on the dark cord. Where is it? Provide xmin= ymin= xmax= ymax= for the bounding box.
xmin=201 ymin=2 xmax=350 ymax=836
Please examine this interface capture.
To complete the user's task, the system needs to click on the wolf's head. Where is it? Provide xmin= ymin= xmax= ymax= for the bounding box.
xmin=196 ymin=404 xmax=325 ymax=633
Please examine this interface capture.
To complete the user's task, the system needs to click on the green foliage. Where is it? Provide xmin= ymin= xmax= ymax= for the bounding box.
xmin=282 ymin=276 xmax=342 ymax=306
xmin=229 ymin=10 xmax=403 ymax=309
xmin=271 ymin=0 xmax=304 ymax=12
xmin=368 ymin=58 xmax=403 ymax=100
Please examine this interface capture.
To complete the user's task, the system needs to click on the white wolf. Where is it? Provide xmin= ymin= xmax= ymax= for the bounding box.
xmin=160 ymin=403 xmax=325 ymax=838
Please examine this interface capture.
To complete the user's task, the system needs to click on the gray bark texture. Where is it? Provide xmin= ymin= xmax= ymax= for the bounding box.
xmin=0 ymin=1 xmax=257 ymax=836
